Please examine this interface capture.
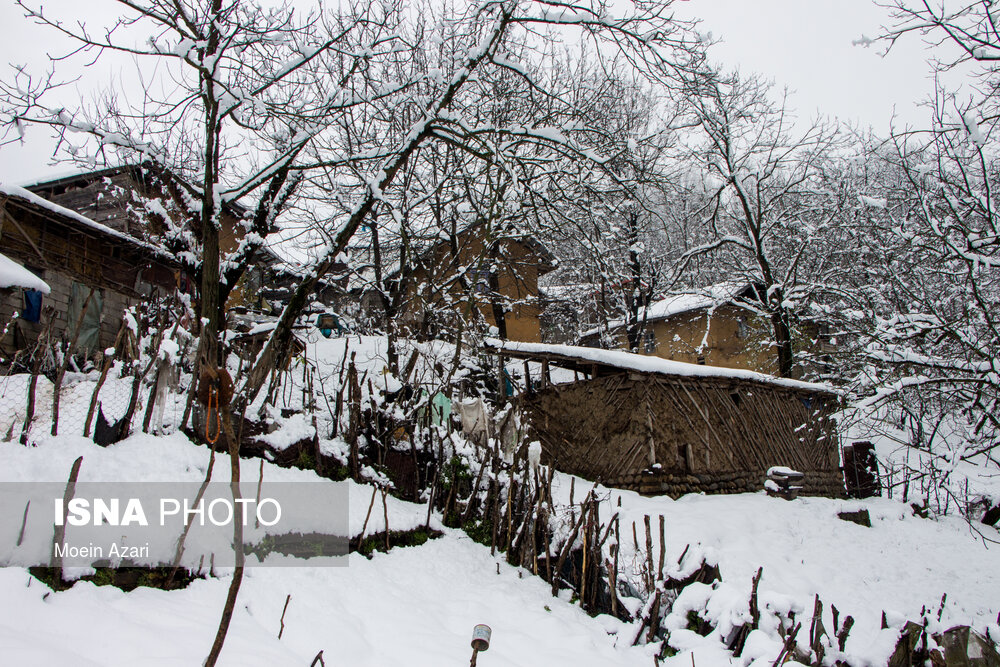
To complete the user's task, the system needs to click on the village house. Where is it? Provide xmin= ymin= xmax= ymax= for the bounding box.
xmin=488 ymin=339 xmax=843 ymax=498
xmin=24 ymin=164 xmax=250 ymax=254
xmin=579 ymin=282 xmax=835 ymax=378
xmin=0 ymin=183 xmax=178 ymax=359
xmin=2 ymin=165 xmax=333 ymax=359
xmin=0 ymin=163 xmax=312 ymax=362
xmin=22 ymin=164 xmax=266 ymax=304
xmin=355 ymin=221 xmax=557 ymax=343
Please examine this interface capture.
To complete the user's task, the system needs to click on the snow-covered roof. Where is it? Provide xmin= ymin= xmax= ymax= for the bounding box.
xmin=0 ymin=183 xmax=175 ymax=261
xmin=0 ymin=252 xmax=50 ymax=293
xmin=643 ymin=281 xmax=755 ymax=321
xmin=485 ymin=338 xmax=838 ymax=395
xmin=576 ymin=282 xmax=759 ymax=341
xmin=24 ymin=163 xmax=251 ymax=217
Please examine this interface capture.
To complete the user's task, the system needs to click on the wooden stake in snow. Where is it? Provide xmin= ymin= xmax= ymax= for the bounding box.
xmin=278 ymin=594 xmax=291 ymax=639
xmin=470 ymin=624 xmax=491 ymax=667
xmin=360 ymin=485 xmax=378 ymax=539
xmin=203 ymin=360 xmax=244 ymax=667
xmin=51 ymin=456 xmax=83 ymax=575
xmin=17 ymin=500 xmax=29 ymax=547
xmin=84 ymin=318 xmax=129 ymax=437
xmin=380 ymin=486 xmax=390 ymax=551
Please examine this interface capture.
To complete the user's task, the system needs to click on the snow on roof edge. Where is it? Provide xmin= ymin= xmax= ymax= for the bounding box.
xmin=0 ymin=252 xmax=51 ymax=293
xmin=485 ymin=338 xmax=839 ymax=395
xmin=0 ymin=182 xmax=174 ymax=261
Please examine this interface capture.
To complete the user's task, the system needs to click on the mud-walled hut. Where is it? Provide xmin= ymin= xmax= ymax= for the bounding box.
xmin=486 ymin=339 xmax=844 ymax=498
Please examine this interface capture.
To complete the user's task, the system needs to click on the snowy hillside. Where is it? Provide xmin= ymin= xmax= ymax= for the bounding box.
xmin=1 ymin=416 xmax=997 ymax=665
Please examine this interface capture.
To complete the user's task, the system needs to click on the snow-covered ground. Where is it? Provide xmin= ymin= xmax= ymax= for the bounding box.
xmin=2 ymin=428 xmax=998 ymax=665
xmin=1 ymin=332 xmax=998 ymax=666
xmin=0 ymin=431 xmax=652 ymax=666
xmin=0 ymin=533 xmax=656 ymax=666
xmin=550 ymin=474 xmax=1000 ymax=663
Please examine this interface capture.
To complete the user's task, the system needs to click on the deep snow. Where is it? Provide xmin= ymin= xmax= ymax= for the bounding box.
xmin=1 ymin=332 xmax=998 ymax=665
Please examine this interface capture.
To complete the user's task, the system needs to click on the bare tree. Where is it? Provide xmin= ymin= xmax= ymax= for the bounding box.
xmin=2 ymin=1 xmax=405 ymax=662
xmin=676 ymin=71 xmax=844 ymax=378
xmin=239 ymin=0 xmax=712 ymax=404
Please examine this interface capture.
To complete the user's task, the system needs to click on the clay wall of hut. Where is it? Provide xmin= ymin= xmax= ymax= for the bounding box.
xmin=517 ymin=369 xmax=843 ymax=498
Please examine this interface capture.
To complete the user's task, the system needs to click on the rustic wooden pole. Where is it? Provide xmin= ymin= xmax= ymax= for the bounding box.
xmin=550 ymin=492 xmax=591 ymax=596
xmin=632 ymin=588 xmax=663 ymax=646
xmin=84 ymin=319 xmax=128 ymax=437
xmin=20 ymin=309 xmax=54 ymax=445
xmin=504 ymin=478 xmax=515 ymax=554
xmin=278 ymin=594 xmax=291 ymax=639
xmin=644 ymin=515 xmax=655 ymax=591
xmin=168 ymin=439 xmax=216 ymax=584
xmin=569 ymin=477 xmax=575 ymax=522
xmin=358 ymin=485 xmax=379 ymax=545
xmin=347 ymin=357 xmax=361 ymax=481
xmin=425 ymin=470 xmax=439 ymax=532
xmin=497 ymin=354 xmax=506 ymax=406
xmin=180 ymin=331 xmax=208 ymax=431
xmin=254 ymin=459 xmax=265 ymax=529
xmin=611 ymin=517 xmax=620 ymax=616
xmin=381 ymin=487 xmax=390 ymax=552
xmin=121 ymin=310 xmax=168 ymax=440
xmin=203 ymin=400 xmax=244 ymax=667
xmin=581 ymin=500 xmax=590 ymax=606
xmin=657 ymin=515 xmax=666 ymax=582
xmin=17 ymin=500 xmax=30 ymax=547
xmin=51 ymin=456 xmax=83 ymax=576
xmin=461 ymin=459 xmax=489 ymax=525
xmin=646 ymin=591 xmax=662 ymax=644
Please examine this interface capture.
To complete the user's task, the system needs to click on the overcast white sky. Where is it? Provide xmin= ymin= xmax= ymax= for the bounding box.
xmin=0 ymin=0 xmax=953 ymax=185
xmin=677 ymin=0 xmax=944 ymax=130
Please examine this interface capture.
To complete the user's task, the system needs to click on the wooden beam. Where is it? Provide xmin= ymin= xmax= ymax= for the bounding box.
xmin=2 ymin=207 xmax=49 ymax=267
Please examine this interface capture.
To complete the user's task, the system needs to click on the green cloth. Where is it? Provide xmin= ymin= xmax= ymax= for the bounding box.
xmin=417 ymin=391 xmax=452 ymax=426
xmin=430 ymin=392 xmax=451 ymax=425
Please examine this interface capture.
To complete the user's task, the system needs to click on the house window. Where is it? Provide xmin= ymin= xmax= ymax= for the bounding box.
xmin=470 ymin=267 xmax=493 ymax=294
xmin=736 ymin=317 xmax=750 ymax=339
xmin=642 ymin=329 xmax=657 ymax=353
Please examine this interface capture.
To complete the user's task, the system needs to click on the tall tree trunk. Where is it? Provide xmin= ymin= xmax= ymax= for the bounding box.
xmin=770 ymin=304 xmax=794 ymax=378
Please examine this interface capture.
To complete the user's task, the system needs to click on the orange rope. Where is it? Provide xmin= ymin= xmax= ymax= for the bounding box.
xmin=205 ymin=384 xmax=221 ymax=445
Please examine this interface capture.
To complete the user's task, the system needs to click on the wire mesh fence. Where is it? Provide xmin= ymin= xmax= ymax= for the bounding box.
xmin=0 ymin=367 xmax=162 ymax=444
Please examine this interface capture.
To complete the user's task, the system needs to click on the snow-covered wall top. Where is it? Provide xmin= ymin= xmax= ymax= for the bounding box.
xmin=0 ymin=252 xmax=50 ymax=293
xmin=0 ymin=182 xmax=172 ymax=260
xmin=485 ymin=338 xmax=838 ymax=395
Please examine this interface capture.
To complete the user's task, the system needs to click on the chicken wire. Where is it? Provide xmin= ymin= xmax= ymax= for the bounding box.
xmin=0 ymin=369 xmax=183 ymax=443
